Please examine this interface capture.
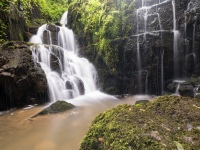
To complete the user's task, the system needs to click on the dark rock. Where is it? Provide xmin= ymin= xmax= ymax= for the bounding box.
xmin=74 ymin=76 xmax=85 ymax=95
xmin=179 ymin=83 xmax=194 ymax=97
xmin=43 ymin=24 xmax=60 ymax=45
xmin=66 ymin=81 xmax=73 ymax=90
xmin=0 ymin=41 xmax=48 ymax=111
xmin=50 ymin=53 xmax=62 ymax=75
xmin=36 ymin=100 xmax=75 ymax=116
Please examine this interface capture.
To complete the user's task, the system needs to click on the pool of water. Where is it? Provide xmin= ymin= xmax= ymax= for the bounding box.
xmin=0 ymin=94 xmax=154 ymax=150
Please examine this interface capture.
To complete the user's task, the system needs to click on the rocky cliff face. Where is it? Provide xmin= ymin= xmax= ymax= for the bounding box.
xmin=127 ymin=0 xmax=200 ymax=95
xmin=0 ymin=42 xmax=48 ymax=111
xmin=68 ymin=0 xmax=200 ymax=96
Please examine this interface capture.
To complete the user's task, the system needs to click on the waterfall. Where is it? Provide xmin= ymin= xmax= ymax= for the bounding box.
xmin=161 ymin=49 xmax=164 ymax=95
xmin=174 ymin=80 xmax=185 ymax=95
xmin=30 ymin=11 xmax=98 ymax=103
xmin=192 ymin=18 xmax=197 ymax=53
xmin=172 ymin=0 xmax=180 ymax=78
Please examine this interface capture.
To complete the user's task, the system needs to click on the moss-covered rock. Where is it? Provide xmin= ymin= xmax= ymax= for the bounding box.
xmin=36 ymin=100 xmax=75 ymax=116
xmin=80 ymin=95 xmax=200 ymax=149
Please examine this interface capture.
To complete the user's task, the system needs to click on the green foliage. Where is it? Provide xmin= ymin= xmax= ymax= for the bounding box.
xmin=69 ymin=0 xmax=136 ymax=73
xmin=0 ymin=19 xmax=8 ymax=42
xmin=37 ymin=0 xmax=70 ymax=21
xmin=0 ymin=0 xmax=75 ymax=41
xmin=0 ymin=0 xmax=10 ymax=12
xmin=15 ymin=0 xmax=73 ymax=22
xmin=80 ymin=96 xmax=200 ymax=149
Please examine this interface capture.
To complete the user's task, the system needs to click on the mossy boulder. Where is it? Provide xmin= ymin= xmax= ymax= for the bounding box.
xmin=37 ymin=100 xmax=75 ymax=116
xmin=80 ymin=95 xmax=200 ymax=150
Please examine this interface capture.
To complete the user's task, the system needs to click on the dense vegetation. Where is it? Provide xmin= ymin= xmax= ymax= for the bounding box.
xmin=0 ymin=0 xmax=75 ymax=42
xmin=80 ymin=96 xmax=200 ymax=149
xmin=68 ymin=0 xmax=136 ymax=74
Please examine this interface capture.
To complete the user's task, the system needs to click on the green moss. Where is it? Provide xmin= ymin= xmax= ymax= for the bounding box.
xmin=8 ymin=46 xmax=16 ymax=50
xmin=80 ymin=96 xmax=200 ymax=149
xmin=37 ymin=100 xmax=75 ymax=116
xmin=68 ymin=0 xmax=136 ymax=73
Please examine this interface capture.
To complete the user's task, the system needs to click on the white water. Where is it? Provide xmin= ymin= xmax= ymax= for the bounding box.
xmin=173 ymin=80 xmax=185 ymax=95
xmin=193 ymin=18 xmax=197 ymax=53
xmin=161 ymin=49 xmax=164 ymax=95
xmin=30 ymin=11 xmax=109 ymax=104
xmin=60 ymin=11 xmax=68 ymax=25
xmin=172 ymin=0 xmax=180 ymax=78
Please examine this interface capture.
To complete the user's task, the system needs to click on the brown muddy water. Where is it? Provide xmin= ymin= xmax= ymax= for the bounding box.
xmin=0 ymin=94 xmax=154 ymax=150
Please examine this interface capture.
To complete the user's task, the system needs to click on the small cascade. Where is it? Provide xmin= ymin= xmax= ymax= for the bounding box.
xmin=135 ymin=0 xmax=168 ymax=94
xmin=161 ymin=49 xmax=164 ymax=95
xmin=144 ymin=70 xmax=148 ymax=94
xmin=172 ymin=0 xmax=180 ymax=78
xmin=174 ymin=80 xmax=185 ymax=95
xmin=192 ymin=18 xmax=197 ymax=53
xmin=184 ymin=1 xmax=193 ymax=39
xmin=194 ymin=85 xmax=200 ymax=97
xmin=184 ymin=1 xmax=197 ymax=76
xmin=30 ymin=11 xmax=98 ymax=103
xmin=136 ymin=36 xmax=142 ymax=93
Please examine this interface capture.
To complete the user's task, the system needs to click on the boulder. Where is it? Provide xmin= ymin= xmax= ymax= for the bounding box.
xmin=179 ymin=83 xmax=194 ymax=97
xmin=80 ymin=96 xmax=200 ymax=149
xmin=36 ymin=100 xmax=75 ymax=116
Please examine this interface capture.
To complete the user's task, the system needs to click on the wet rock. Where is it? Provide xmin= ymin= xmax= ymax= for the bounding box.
xmin=80 ymin=96 xmax=200 ymax=149
xmin=50 ymin=53 xmax=62 ymax=75
xmin=66 ymin=81 xmax=73 ymax=90
xmin=43 ymin=24 xmax=60 ymax=45
xmin=179 ymin=83 xmax=194 ymax=97
xmin=75 ymin=77 xmax=85 ymax=95
xmin=36 ymin=100 xmax=75 ymax=116
xmin=0 ymin=41 xmax=48 ymax=111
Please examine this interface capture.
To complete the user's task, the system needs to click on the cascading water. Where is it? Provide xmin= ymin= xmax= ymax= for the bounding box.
xmin=30 ymin=11 xmax=99 ymax=103
xmin=172 ymin=0 xmax=180 ymax=79
xmin=135 ymin=0 xmax=168 ymax=94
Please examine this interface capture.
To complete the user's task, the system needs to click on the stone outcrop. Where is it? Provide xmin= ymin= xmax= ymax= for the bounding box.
xmin=0 ymin=41 xmax=48 ymax=111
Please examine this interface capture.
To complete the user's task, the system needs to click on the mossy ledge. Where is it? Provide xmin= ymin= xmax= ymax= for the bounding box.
xmin=80 ymin=95 xmax=200 ymax=150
